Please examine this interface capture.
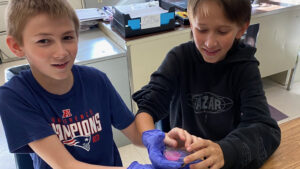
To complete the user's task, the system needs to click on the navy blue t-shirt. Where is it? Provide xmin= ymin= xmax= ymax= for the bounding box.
xmin=0 ymin=65 xmax=134 ymax=169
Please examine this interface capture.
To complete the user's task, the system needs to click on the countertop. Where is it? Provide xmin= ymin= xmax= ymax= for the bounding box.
xmin=75 ymin=28 xmax=125 ymax=65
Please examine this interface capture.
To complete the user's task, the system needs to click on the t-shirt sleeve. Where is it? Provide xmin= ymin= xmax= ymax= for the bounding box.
xmin=102 ymin=74 xmax=134 ymax=130
xmin=0 ymin=88 xmax=55 ymax=153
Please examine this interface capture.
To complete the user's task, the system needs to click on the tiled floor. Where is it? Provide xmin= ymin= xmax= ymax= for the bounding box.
xmin=0 ymin=78 xmax=300 ymax=168
xmin=263 ymin=78 xmax=300 ymax=124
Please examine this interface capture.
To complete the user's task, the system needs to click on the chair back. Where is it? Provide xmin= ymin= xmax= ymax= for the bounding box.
xmin=5 ymin=65 xmax=30 ymax=82
xmin=242 ymin=23 xmax=260 ymax=47
xmin=14 ymin=154 xmax=34 ymax=169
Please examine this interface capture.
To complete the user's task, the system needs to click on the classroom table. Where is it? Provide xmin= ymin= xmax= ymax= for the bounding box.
xmin=260 ymin=117 xmax=300 ymax=168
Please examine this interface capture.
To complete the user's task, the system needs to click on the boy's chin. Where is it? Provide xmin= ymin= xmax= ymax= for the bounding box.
xmin=50 ymin=71 xmax=73 ymax=81
xmin=202 ymin=56 xmax=221 ymax=63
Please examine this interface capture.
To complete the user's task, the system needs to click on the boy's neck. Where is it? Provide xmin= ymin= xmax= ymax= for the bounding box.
xmin=32 ymin=71 xmax=74 ymax=95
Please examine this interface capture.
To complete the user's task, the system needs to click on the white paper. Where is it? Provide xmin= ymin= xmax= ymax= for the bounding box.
xmin=141 ymin=14 xmax=160 ymax=29
xmin=115 ymin=1 xmax=168 ymax=19
xmin=76 ymin=8 xmax=107 ymax=21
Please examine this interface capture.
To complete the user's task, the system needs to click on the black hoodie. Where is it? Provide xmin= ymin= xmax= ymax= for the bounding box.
xmin=133 ymin=41 xmax=281 ymax=169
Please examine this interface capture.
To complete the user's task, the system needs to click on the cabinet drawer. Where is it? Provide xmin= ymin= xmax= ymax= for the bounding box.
xmin=0 ymin=2 xmax=8 ymax=32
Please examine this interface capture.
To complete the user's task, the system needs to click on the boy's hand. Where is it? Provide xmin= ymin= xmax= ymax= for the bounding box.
xmin=142 ymin=129 xmax=183 ymax=169
xmin=184 ymin=138 xmax=225 ymax=169
xmin=164 ymin=128 xmax=198 ymax=149
xmin=127 ymin=161 xmax=154 ymax=169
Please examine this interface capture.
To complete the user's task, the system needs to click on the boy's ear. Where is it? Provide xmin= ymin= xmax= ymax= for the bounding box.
xmin=189 ymin=16 xmax=194 ymax=30
xmin=6 ymin=36 xmax=25 ymax=57
xmin=236 ymin=22 xmax=250 ymax=39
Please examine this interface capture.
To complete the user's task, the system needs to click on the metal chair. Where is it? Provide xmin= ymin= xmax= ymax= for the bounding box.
xmin=287 ymin=51 xmax=299 ymax=90
xmin=241 ymin=23 xmax=260 ymax=48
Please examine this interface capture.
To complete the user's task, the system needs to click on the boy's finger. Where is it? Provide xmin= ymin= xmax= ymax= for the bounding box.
xmin=187 ymin=138 xmax=208 ymax=152
xmin=164 ymin=135 xmax=178 ymax=147
xmin=168 ymin=128 xmax=187 ymax=143
xmin=184 ymin=148 xmax=209 ymax=164
xmin=184 ymin=131 xmax=193 ymax=148
xmin=175 ymin=128 xmax=186 ymax=141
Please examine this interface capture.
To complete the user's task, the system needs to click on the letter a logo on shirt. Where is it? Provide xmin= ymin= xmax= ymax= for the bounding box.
xmin=62 ymin=109 xmax=72 ymax=118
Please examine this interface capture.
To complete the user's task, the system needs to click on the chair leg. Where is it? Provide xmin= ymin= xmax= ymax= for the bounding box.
xmin=287 ymin=52 xmax=299 ymax=90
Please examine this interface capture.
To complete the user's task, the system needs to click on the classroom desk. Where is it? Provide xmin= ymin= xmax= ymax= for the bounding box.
xmin=260 ymin=117 xmax=300 ymax=169
xmin=117 ymin=116 xmax=300 ymax=168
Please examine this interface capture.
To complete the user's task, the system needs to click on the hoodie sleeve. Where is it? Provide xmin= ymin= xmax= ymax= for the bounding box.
xmin=132 ymin=49 xmax=180 ymax=122
xmin=218 ymin=62 xmax=281 ymax=169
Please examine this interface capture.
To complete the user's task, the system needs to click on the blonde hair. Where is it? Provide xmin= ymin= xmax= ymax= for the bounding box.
xmin=187 ymin=0 xmax=251 ymax=26
xmin=5 ymin=0 xmax=80 ymax=45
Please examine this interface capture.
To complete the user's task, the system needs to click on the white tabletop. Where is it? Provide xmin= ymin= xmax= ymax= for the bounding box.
xmin=75 ymin=28 xmax=126 ymax=64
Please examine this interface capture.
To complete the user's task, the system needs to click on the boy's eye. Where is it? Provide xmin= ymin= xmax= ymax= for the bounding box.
xmin=63 ymin=36 xmax=74 ymax=40
xmin=37 ymin=39 xmax=50 ymax=44
xmin=218 ymin=30 xmax=229 ymax=35
xmin=198 ymin=29 xmax=208 ymax=33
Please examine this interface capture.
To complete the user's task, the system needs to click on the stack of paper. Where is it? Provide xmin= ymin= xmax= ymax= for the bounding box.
xmin=75 ymin=8 xmax=108 ymax=22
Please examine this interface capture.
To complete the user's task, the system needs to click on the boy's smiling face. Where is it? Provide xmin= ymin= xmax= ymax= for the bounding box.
xmin=16 ymin=13 xmax=78 ymax=82
xmin=190 ymin=1 xmax=248 ymax=63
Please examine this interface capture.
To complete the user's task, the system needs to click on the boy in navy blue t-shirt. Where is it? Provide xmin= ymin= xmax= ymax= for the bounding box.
xmin=0 ymin=0 xmax=155 ymax=168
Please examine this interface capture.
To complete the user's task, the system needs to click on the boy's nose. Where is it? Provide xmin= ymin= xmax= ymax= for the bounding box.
xmin=205 ymin=35 xmax=218 ymax=49
xmin=53 ymin=42 xmax=69 ymax=59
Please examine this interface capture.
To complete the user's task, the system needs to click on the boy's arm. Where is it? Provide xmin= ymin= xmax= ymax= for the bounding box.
xmin=120 ymin=119 xmax=144 ymax=146
xmin=29 ymin=135 xmax=125 ymax=169
xmin=135 ymin=112 xmax=156 ymax=134
xmin=121 ymin=112 xmax=155 ymax=146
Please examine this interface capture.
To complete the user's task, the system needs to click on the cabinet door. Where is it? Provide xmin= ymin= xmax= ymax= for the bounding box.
xmin=0 ymin=2 xmax=8 ymax=32
xmin=251 ymin=9 xmax=299 ymax=78
xmin=80 ymin=56 xmax=132 ymax=147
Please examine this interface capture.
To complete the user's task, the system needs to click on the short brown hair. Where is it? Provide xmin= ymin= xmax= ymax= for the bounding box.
xmin=5 ymin=0 xmax=80 ymax=45
xmin=187 ymin=0 xmax=251 ymax=26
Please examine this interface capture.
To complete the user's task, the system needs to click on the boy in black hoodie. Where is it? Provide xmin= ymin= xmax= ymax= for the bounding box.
xmin=134 ymin=0 xmax=281 ymax=169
